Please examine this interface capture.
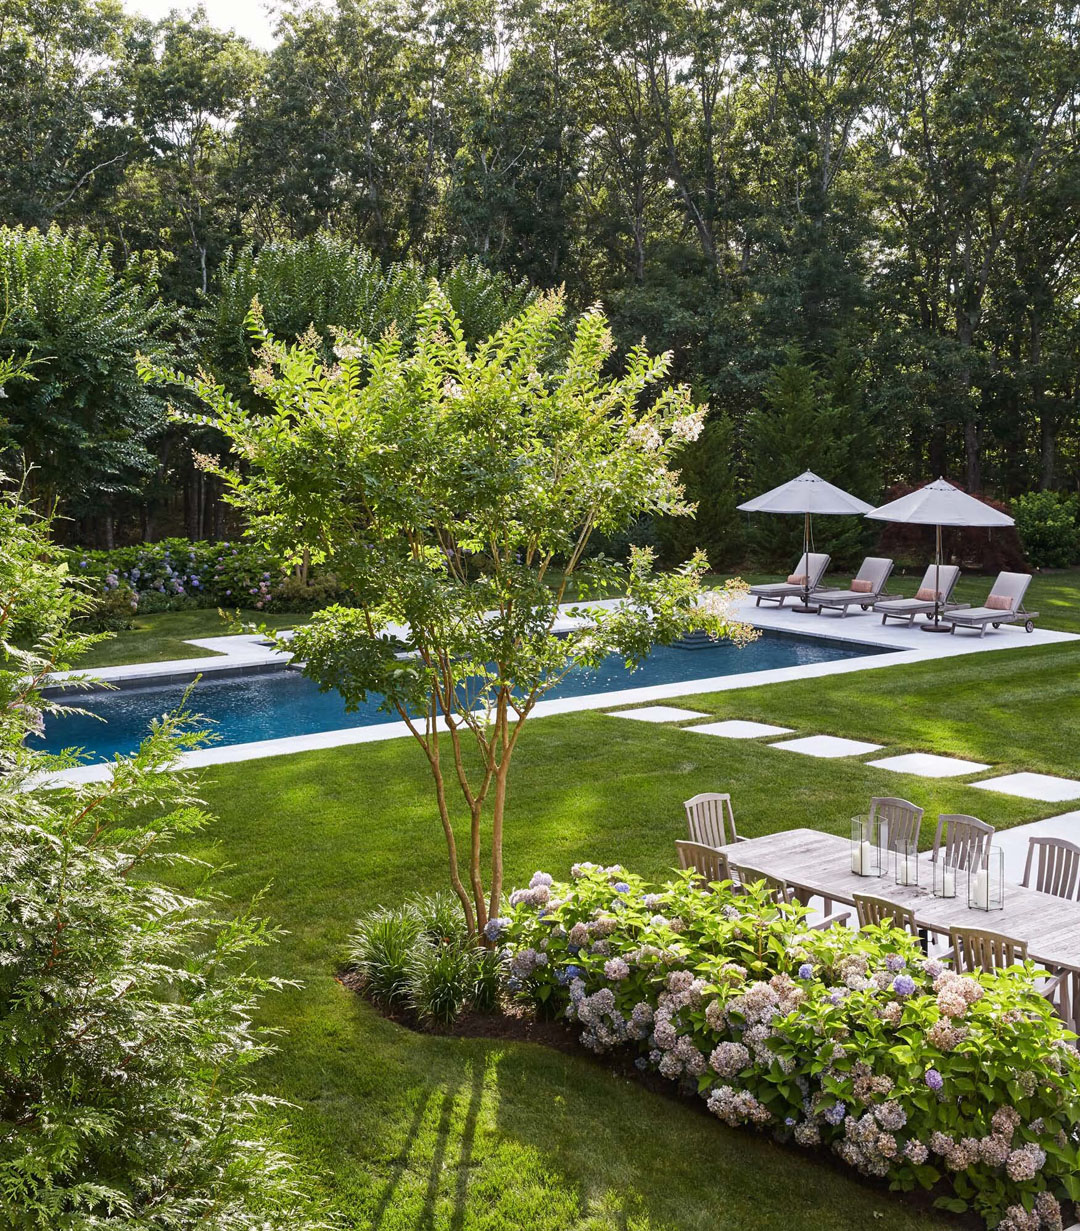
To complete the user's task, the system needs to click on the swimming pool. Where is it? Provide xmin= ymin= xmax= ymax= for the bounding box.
xmin=38 ymin=630 xmax=892 ymax=762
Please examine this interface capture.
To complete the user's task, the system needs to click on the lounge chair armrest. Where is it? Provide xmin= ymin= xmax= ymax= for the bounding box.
xmin=811 ymin=910 xmax=851 ymax=931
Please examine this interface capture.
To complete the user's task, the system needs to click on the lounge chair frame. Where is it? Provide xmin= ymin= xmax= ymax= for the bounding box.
xmin=945 ymin=571 xmax=1038 ymax=636
xmin=749 ymin=552 xmax=831 ymax=609
xmin=873 ymin=564 xmax=962 ymax=627
xmin=813 ymin=557 xmax=896 ymax=617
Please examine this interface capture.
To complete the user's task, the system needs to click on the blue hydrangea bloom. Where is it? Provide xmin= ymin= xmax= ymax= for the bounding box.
xmin=892 ymin=974 xmax=916 ymax=997
xmin=613 ymin=882 xmax=631 ymax=894
xmin=483 ymin=917 xmax=509 ymax=943
xmin=798 ymin=963 xmax=814 ymax=980
xmin=824 ymin=1101 xmax=847 ymax=1126
xmin=924 ymin=1068 xmax=944 ymax=1091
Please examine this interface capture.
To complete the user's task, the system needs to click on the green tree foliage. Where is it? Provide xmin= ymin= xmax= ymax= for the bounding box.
xmin=745 ymin=351 xmax=879 ymax=566
xmin=3 ymin=0 xmax=1080 ymax=539
xmin=145 ymin=288 xmax=755 ymax=932
xmin=202 ymin=233 xmax=534 ymax=399
xmin=0 ymin=226 xmax=180 ymax=541
xmin=0 ymin=483 xmax=322 ymax=1229
xmin=0 ymin=0 xmax=139 ymax=230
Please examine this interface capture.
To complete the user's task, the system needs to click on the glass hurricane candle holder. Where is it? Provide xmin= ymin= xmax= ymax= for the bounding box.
xmin=932 ymin=857 xmax=958 ymax=899
xmin=850 ymin=814 xmax=886 ymax=877
xmin=968 ymin=847 xmax=1005 ymax=912
xmin=894 ymin=838 xmax=920 ymax=888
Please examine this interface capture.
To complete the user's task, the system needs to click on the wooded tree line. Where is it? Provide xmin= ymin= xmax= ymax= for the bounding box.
xmin=1 ymin=0 xmax=1079 ymax=559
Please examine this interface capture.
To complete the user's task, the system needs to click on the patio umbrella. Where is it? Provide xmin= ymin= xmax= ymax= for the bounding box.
xmin=865 ymin=478 xmax=1015 ymax=633
xmin=737 ymin=471 xmax=875 ymax=612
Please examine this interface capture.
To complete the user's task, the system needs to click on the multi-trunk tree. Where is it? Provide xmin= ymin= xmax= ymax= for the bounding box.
xmin=146 ymin=288 xmax=754 ymax=932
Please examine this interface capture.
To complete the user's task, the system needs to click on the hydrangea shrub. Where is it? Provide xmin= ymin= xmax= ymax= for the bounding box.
xmin=65 ymin=539 xmax=349 ymax=614
xmin=502 ymin=865 xmax=1080 ymax=1230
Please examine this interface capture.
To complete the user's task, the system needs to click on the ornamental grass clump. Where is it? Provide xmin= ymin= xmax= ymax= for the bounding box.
xmin=348 ymin=894 xmax=503 ymax=1026
xmin=502 ymin=864 xmax=1080 ymax=1229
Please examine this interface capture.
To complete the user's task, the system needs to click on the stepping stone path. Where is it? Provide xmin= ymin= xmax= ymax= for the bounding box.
xmin=971 ymin=772 xmax=1080 ymax=803
xmin=686 ymin=720 xmax=794 ymax=739
xmin=607 ymin=705 xmax=707 ymax=723
xmin=866 ymin=752 xmax=991 ymax=779
xmin=769 ymin=735 xmax=883 ymax=759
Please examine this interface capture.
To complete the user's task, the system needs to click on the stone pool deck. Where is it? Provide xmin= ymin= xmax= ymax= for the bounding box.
xmin=38 ymin=594 xmax=1077 ymax=785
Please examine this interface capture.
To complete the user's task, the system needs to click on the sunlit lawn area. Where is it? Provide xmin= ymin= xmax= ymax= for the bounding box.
xmin=77 ymin=607 xmax=298 ymax=668
xmin=76 ymin=562 xmax=1080 ymax=1227
xmin=164 ymin=630 xmax=1080 ymax=1230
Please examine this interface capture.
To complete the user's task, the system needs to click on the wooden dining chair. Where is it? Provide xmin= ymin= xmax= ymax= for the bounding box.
xmin=676 ymin=840 xmax=732 ymax=886
xmin=684 ymin=792 xmax=741 ymax=848
xmin=870 ymin=797 xmax=923 ymax=851
xmin=932 ymin=814 xmax=994 ymax=872
xmin=854 ymin=893 xmax=919 ymax=937
xmin=733 ymin=862 xmax=851 ymax=930
xmin=1022 ymin=836 xmax=1080 ymax=902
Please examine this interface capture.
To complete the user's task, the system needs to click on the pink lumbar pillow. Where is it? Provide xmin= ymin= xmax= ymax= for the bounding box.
xmin=915 ymin=586 xmax=940 ymax=601
xmin=985 ymin=593 xmax=1013 ymax=610
xmin=850 ymin=579 xmax=873 ymax=593
xmin=787 ymin=573 xmax=808 ymax=585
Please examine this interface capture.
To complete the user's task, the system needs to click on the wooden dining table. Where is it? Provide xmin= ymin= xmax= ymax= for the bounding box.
xmin=715 ymin=828 xmax=1080 ymax=1023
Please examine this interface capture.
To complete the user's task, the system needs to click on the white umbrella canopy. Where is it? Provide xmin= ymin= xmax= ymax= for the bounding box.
xmin=738 ymin=470 xmax=875 ymax=516
xmin=865 ymin=478 xmax=1015 ymax=529
xmin=865 ymin=478 xmax=1015 ymax=632
xmin=737 ymin=471 xmax=874 ymax=611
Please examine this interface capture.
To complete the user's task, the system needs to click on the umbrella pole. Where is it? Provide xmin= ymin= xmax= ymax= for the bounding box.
xmin=792 ymin=510 xmax=817 ymax=613
xmin=921 ymin=522 xmax=951 ymax=633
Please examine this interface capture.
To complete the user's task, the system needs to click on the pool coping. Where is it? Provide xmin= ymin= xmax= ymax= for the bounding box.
xmin=37 ymin=596 xmax=1078 ymax=785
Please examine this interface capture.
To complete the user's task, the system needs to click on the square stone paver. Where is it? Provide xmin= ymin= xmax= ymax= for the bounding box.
xmin=607 ymin=705 xmax=706 ymax=723
xmin=686 ymin=720 xmax=794 ymax=739
xmin=769 ymin=735 xmax=883 ymax=759
xmin=865 ymin=752 xmax=991 ymax=779
xmin=971 ymin=772 xmax=1080 ymax=803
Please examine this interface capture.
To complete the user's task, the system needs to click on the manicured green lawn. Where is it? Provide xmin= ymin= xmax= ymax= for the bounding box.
xmin=78 ymin=608 xmax=301 ymax=668
xmin=81 ymin=565 xmax=1080 ymax=1226
xmin=174 ymin=630 xmax=1079 ymax=1230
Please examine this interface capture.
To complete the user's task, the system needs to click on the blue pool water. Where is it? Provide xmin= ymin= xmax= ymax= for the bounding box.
xmin=38 ymin=631 xmax=890 ymax=762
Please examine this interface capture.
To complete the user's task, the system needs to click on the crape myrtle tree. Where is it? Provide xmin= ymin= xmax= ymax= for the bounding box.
xmin=0 ymin=477 xmax=322 ymax=1227
xmin=146 ymin=287 xmax=754 ymax=934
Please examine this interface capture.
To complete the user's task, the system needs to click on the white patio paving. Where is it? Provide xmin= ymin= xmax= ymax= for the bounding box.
xmin=685 ymin=719 xmax=794 ymax=739
xmin=768 ymin=735 xmax=883 ymax=758
xmin=865 ymin=752 xmax=991 ymax=778
xmin=972 ymin=772 xmax=1080 ymax=803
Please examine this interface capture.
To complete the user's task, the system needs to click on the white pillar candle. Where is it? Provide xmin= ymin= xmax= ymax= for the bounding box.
xmin=851 ymin=843 xmax=863 ymax=874
xmin=941 ymin=869 xmax=956 ymax=897
xmin=899 ymin=855 xmax=917 ymax=886
xmin=973 ymin=868 xmax=989 ymax=908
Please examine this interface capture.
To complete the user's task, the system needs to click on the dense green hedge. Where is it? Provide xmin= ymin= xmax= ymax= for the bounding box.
xmin=501 ymin=864 xmax=1080 ymax=1230
xmin=66 ymin=539 xmax=350 ymax=624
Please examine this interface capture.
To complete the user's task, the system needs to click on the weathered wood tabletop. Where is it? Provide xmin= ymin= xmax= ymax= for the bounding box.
xmin=717 ymin=828 xmax=1080 ymax=974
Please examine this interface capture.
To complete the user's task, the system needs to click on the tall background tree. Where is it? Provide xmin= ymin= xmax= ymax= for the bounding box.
xmin=1 ymin=0 xmax=1079 ymax=549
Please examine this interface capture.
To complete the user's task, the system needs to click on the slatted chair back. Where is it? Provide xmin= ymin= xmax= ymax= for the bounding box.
xmin=1022 ymin=836 xmax=1080 ymax=901
xmin=675 ymin=840 xmax=731 ymax=886
xmin=949 ymin=926 xmax=1028 ymax=974
xmin=732 ymin=862 xmax=794 ymax=905
xmin=854 ymin=893 xmax=918 ymax=936
xmin=932 ymin=814 xmax=994 ymax=872
xmin=684 ymin=792 xmax=738 ymax=848
xmin=869 ymin=797 xmax=924 ymax=851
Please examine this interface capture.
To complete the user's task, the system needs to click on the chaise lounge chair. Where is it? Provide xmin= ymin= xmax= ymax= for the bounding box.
xmin=748 ymin=552 xmax=830 ymax=608
xmin=873 ymin=563 xmax=961 ymax=626
xmin=945 ymin=572 xmax=1037 ymax=636
xmin=813 ymin=556 xmax=895 ymax=617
